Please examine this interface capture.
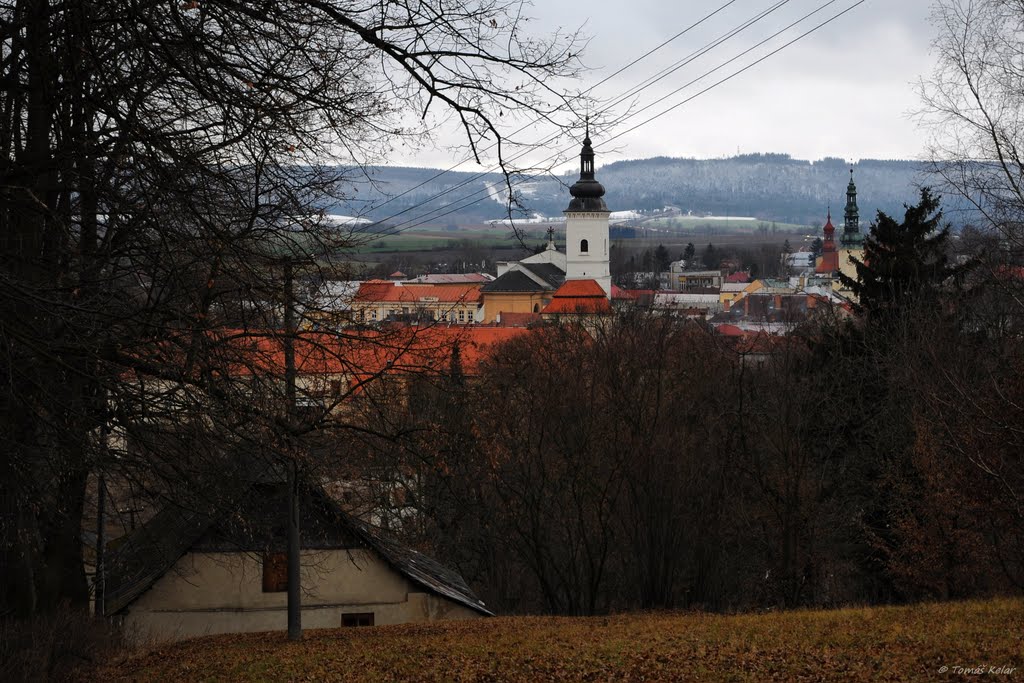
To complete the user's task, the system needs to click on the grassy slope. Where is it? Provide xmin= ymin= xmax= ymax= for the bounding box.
xmin=94 ymin=599 xmax=1022 ymax=682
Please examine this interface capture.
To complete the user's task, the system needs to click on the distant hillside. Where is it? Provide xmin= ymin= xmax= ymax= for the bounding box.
xmin=329 ymin=154 xmax=954 ymax=228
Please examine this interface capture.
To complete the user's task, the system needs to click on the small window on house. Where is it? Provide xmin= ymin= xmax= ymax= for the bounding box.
xmin=580 ymin=239 xmax=589 ymax=253
xmin=342 ymin=612 xmax=374 ymax=627
xmin=458 ymin=309 xmax=465 ymax=322
xmin=262 ymin=552 xmax=288 ymax=593
xmin=329 ymin=379 xmax=343 ymax=396
xmin=533 ymin=303 xmax=539 ymax=313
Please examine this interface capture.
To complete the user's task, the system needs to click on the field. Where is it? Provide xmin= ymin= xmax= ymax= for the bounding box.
xmin=91 ymin=598 xmax=1022 ymax=682
xmin=356 ymin=229 xmax=528 ymax=254
xmin=643 ymin=216 xmax=810 ymax=234
xmin=353 ymin=224 xmax=810 ymax=256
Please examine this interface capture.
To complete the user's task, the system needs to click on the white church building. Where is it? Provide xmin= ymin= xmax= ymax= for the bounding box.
xmin=481 ymin=129 xmax=613 ymax=321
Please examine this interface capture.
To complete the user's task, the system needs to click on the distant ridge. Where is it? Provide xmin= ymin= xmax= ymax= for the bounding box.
xmin=328 ymin=155 xmax=956 ymax=227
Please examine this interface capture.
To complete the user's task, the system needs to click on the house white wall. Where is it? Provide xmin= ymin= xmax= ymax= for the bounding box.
xmin=123 ymin=548 xmax=482 ymax=642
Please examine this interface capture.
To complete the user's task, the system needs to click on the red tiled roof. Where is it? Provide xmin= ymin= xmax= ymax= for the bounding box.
xmin=543 ymin=298 xmax=612 ymax=314
xmin=724 ymin=271 xmax=751 ymax=283
xmin=542 ymin=279 xmax=612 ymax=315
xmin=554 ymin=279 xmax=607 ymax=297
xmin=216 ymin=326 xmax=530 ymax=380
xmin=354 ymin=282 xmax=482 ymax=304
xmin=497 ymin=312 xmax=543 ymax=327
xmin=715 ymin=324 xmax=747 ymax=337
xmin=612 ymin=287 xmax=657 ymax=300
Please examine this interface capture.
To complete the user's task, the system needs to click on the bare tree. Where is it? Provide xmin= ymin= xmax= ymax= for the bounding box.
xmin=920 ymin=0 xmax=1024 ymax=245
xmin=0 ymin=0 xmax=585 ymax=621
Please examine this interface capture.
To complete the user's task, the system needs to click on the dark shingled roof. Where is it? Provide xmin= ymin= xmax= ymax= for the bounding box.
xmin=522 ymin=263 xmax=565 ymax=289
xmin=481 ymin=269 xmax=546 ymax=293
xmin=102 ymin=481 xmax=492 ymax=617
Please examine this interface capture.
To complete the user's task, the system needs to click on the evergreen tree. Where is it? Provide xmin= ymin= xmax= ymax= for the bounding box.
xmin=810 ymin=237 xmax=824 ymax=258
xmin=683 ymin=242 xmax=696 ymax=264
xmin=654 ymin=244 xmax=671 ymax=272
xmin=703 ymin=243 xmax=717 ymax=269
xmin=839 ymin=188 xmax=962 ymax=318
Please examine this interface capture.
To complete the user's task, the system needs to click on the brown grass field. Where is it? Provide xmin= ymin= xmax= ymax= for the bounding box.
xmin=91 ymin=598 xmax=1022 ymax=682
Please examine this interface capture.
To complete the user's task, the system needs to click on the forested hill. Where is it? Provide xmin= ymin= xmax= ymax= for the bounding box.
xmin=594 ymin=154 xmax=926 ymax=225
xmin=333 ymin=154 xmax=942 ymax=227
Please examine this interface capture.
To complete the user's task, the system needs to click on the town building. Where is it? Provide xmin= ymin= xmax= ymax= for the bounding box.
xmin=670 ymin=268 xmax=723 ymax=292
xmin=481 ymin=235 xmax=565 ymax=322
xmin=481 ymin=129 xmax=612 ymax=321
xmin=351 ymin=280 xmax=483 ymax=324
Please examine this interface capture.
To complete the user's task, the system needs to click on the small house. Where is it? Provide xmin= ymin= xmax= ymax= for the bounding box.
xmin=101 ymin=481 xmax=490 ymax=641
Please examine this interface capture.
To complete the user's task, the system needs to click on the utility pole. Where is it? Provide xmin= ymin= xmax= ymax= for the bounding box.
xmin=95 ymin=453 xmax=105 ymax=617
xmin=95 ymin=407 xmax=109 ymax=618
xmin=283 ymin=258 xmax=301 ymax=641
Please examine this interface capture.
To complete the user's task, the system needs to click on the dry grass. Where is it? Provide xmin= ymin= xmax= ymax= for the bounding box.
xmin=92 ymin=598 xmax=1022 ymax=682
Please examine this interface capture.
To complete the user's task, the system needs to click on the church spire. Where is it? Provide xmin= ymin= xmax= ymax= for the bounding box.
xmin=567 ymin=121 xmax=607 ymax=212
xmin=841 ymin=168 xmax=863 ymax=248
xmin=816 ymin=206 xmax=839 ymax=273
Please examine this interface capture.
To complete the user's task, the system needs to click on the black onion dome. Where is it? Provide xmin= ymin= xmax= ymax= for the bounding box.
xmin=566 ymin=133 xmax=608 ymax=212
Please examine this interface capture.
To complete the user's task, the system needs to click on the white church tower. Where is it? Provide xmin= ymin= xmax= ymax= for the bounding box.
xmin=564 ymin=126 xmax=611 ymax=298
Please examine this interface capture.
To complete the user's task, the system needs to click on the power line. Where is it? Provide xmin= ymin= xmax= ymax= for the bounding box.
xmin=607 ymin=0 xmax=864 ymax=142
xmin=363 ymin=0 xmax=805 ymax=233
xmin=372 ymin=0 xmax=867 ymax=238
xmin=358 ymin=0 xmax=745 ymax=218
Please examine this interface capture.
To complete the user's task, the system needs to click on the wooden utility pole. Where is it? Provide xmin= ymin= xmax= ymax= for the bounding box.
xmin=283 ymin=259 xmax=302 ymax=641
xmin=94 ymin=470 xmax=105 ymax=617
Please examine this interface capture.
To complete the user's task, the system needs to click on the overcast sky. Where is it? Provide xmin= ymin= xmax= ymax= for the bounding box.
xmin=402 ymin=0 xmax=937 ymax=172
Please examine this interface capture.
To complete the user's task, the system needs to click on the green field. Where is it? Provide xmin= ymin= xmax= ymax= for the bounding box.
xmin=356 ymin=229 xmax=530 ymax=253
xmin=91 ymin=598 xmax=1023 ymax=682
xmin=644 ymin=217 xmax=811 ymax=233
xmin=355 ymin=221 xmax=813 ymax=255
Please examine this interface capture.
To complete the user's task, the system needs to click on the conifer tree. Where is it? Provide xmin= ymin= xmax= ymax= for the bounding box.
xmin=839 ymin=188 xmax=962 ymax=318
xmin=682 ymin=242 xmax=696 ymax=264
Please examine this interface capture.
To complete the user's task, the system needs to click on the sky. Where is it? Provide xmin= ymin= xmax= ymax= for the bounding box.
xmin=400 ymin=0 xmax=938 ymax=172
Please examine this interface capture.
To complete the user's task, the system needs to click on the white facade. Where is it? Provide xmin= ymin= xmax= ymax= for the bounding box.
xmin=122 ymin=549 xmax=483 ymax=642
xmin=564 ymin=210 xmax=611 ymax=297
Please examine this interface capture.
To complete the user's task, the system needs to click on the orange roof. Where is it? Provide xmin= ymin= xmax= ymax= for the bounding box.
xmin=724 ymin=271 xmax=751 ymax=283
xmin=542 ymin=279 xmax=612 ymax=315
xmin=205 ymin=326 xmax=531 ymax=381
xmin=554 ymin=279 xmax=607 ymax=297
xmin=498 ymin=312 xmax=543 ymax=327
xmin=354 ymin=281 xmax=481 ymax=304
xmin=715 ymin=324 xmax=747 ymax=337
